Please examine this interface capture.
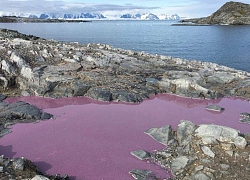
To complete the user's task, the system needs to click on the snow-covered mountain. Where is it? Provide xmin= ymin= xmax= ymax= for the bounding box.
xmin=120 ymin=13 xmax=180 ymax=20
xmin=0 ymin=12 xmax=106 ymax=19
xmin=0 ymin=12 xmax=180 ymax=20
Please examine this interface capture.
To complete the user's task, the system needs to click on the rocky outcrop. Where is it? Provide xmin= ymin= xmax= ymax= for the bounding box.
xmin=130 ymin=120 xmax=250 ymax=179
xmin=1 ymin=29 xmax=250 ymax=102
xmin=180 ymin=1 xmax=250 ymax=25
xmin=0 ymin=155 xmax=68 ymax=180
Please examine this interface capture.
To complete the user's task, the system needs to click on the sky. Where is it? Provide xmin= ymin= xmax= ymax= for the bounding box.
xmin=1 ymin=0 xmax=250 ymax=18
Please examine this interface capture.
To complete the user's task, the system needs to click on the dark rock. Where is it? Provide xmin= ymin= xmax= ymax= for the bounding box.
xmin=41 ymin=112 xmax=53 ymax=120
xmin=73 ymin=82 xmax=91 ymax=96
xmin=0 ymin=94 xmax=6 ymax=101
xmin=86 ymin=88 xmax=112 ymax=102
xmin=112 ymin=91 xmax=143 ymax=103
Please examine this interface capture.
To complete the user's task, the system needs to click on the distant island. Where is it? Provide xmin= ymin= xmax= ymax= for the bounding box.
xmin=0 ymin=16 xmax=91 ymax=23
xmin=179 ymin=1 xmax=250 ymax=25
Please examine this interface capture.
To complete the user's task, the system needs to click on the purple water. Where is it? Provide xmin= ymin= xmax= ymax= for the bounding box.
xmin=1 ymin=94 xmax=250 ymax=179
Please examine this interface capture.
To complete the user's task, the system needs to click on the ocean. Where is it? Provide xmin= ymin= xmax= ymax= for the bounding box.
xmin=0 ymin=20 xmax=250 ymax=71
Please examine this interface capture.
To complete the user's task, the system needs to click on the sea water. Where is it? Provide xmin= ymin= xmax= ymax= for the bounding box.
xmin=0 ymin=20 xmax=250 ymax=72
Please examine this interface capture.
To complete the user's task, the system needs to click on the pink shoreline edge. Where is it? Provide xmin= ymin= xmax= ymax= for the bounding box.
xmin=1 ymin=94 xmax=250 ymax=179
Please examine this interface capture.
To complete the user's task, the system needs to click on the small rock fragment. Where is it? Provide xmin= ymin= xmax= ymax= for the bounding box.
xmin=200 ymin=145 xmax=215 ymax=158
xmin=130 ymin=150 xmax=151 ymax=160
xmin=129 ymin=169 xmax=153 ymax=180
xmin=205 ymin=104 xmax=225 ymax=112
xmin=31 ymin=175 xmax=50 ymax=180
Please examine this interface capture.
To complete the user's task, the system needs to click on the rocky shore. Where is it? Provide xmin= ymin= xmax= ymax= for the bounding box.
xmin=130 ymin=120 xmax=250 ymax=180
xmin=0 ymin=28 xmax=250 ymax=179
xmin=0 ymin=28 xmax=250 ymax=103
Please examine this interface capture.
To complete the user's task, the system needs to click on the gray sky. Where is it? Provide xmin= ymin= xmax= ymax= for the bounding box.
xmin=1 ymin=0 xmax=250 ymax=18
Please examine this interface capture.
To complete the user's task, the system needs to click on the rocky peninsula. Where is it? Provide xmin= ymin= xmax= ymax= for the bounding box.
xmin=179 ymin=1 xmax=250 ymax=25
xmin=0 ymin=28 xmax=250 ymax=179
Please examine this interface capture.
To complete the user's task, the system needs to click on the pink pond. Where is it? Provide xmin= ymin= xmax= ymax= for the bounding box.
xmin=1 ymin=94 xmax=250 ymax=180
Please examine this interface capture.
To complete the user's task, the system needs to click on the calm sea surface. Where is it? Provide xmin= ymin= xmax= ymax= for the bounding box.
xmin=0 ymin=20 xmax=250 ymax=72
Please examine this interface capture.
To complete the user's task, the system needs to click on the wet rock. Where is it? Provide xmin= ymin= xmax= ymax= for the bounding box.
xmin=144 ymin=125 xmax=174 ymax=146
xmin=130 ymin=150 xmax=151 ymax=160
xmin=112 ymin=91 xmax=143 ymax=103
xmin=205 ymin=104 xmax=225 ymax=112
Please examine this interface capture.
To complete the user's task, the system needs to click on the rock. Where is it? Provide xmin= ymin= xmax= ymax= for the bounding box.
xmin=205 ymin=104 xmax=224 ymax=112
xmin=144 ymin=125 xmax=174 ymax=145
xmin=234 ymin=136 xmax=247 ymax=149
xmin=13 ymin=158 xmax=25 ymax=170
xmin=0 ymin=94 xmax=6 ymax=101
xmin=191 ymin=172 xmax=211 ymax=180
xmin=200 ymin=146 xmax=215 ymax=158
xmin=129 ymin=169 xmax=153 ymax=180
xmin=86 ymin=88 xmax=112 ymax=102
xmin=195 ymin=124 xmax=239 ymax=144
xmin=170 ymin=156 xmax=190 ymax=174
xmin=240 ymin=112 xmax=250 ymax=118
xmin=130 ymin=150 xmax=151 ymax=160
xmin=31 ymin=175 xmax=50 ymax=180
xmin=180 ymin=2 xmax=250 ymax=25
xmin=112 ymin=91 xmax=143 ymax=103
xmin=239 ymin=117 xmax=250 ymax=124
xmin=176 ymin=120 xmax=195 ymax=145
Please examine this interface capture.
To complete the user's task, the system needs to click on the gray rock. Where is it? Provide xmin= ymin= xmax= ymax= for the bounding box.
xmin=86 ymin=88 xmax=112 ymax=102
xmin=0 ymin=94 xmax=6 ymax=101
xmin=112 ymin=91 xmax=143 ymax=103
xmin=13 ymin=158 xmax=25 ymax=170
xmin=234 ymin=136 xmax=247 ymax=149
xmin=177 ymin=120 xmax=195 ymax=145
xmin=191 ymin=172 xmax=210 ymax=180
xmin=240 ymin=112 xmax=250 ymax=118
xmin=31 ymin=175 xmax=50 ymax=180
xmin=220 ymin=164 xmax=230 ymax=170
xmin=130 ymin=150 xmax=151 ymax=160
xmin=239 ymin=117 xmax=250 ymax=124
xmin=195 ymin=124 xmax=239 ymax=144
xmin=171 ymin=156 xmax=190 ymax=174
xmin=146 ymin=78 xmax=158 ymax=85
xmin=129 ymin=169 xmax=153 ymax=180
xmin=205 ymin=104 xmax=225 ymax=112
xmin=0 ymin=166 xmax=3 ymax=172
xmin=73 ymin=82 xmax=91 ymax=97
xmin=144 ymin=125 xmax=174 ymax=145
xmin=0 ymin=101 xmax=42 ymax=120
xmin=200 ymin=145 xmax=215 ymax=158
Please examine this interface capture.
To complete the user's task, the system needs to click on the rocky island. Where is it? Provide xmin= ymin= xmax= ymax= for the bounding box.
xmin=179 ymin=1 xmax=250 ymax=25
xmin=0 ymin=28 xmax=250 ymax=179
